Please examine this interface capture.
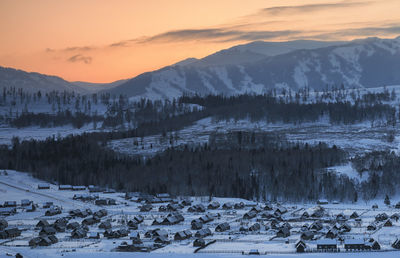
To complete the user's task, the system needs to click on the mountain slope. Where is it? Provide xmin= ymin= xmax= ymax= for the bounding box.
xmin=0 ymin=66 xmax=88 ymax=93
xmin=106 ymin=36 xmax=400 ymax=99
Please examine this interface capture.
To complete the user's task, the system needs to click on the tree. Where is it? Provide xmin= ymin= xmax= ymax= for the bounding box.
xmin=384 ymin=194 xmax=391 ymax=206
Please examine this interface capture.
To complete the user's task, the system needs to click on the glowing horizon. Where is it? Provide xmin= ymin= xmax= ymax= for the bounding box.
xmin=1 ymin=0 xmax=400 ymax=83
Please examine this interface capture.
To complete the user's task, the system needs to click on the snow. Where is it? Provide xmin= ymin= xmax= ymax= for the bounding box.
xmin=1 ymin=169 xmax=400 ymax=257
xmin=0 ymin=124 xmax=106 ymax=145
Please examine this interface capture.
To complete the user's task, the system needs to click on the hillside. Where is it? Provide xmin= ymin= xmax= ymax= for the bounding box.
xmin=106 ymin=37 xmax=400 ymax=99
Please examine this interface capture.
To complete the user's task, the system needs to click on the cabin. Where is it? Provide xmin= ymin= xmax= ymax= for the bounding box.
xmin=26 ymin=204 xmax=36 ymax=212
xmin=140 ymin=204 xmax=153 ymax=212
xmin=21 ymin=199 xmax=31 ymax=206
xmin=367 ymin=223 xmax=377 ymax=231
xmin=276 ymin=227 xmax=290 ymax=238
xmin=88 ymin=232 xmax=100 ymax=239
xmin=180 ymin=199 xmax=192 ymax=206
xmin=0 ymin=231 xmax=7 ymax=239
xmin=326 ymin=228 xmax=339 ymax=239
xmin=336 ymin=213 xmax=346 ymax=221
xmin=0 ymin=219 xmax=8 ymax=231
xmin=275 ymin=206 xmax=287 ymax=215
xmin=127 ymin=220 xmax=138 ymax=230
xmin=133 ymin=215 xmax=144 ymax=224
xmin=45 ymin=207 xmax=62 ymax=216
xmin=395 ymin=202 xmax=400 ymax=209
xmin=167 ymin=203 xmax=180 ymax=212
xmin=208 ymin=201 xmax=220 ymax=210
xmin=36 ymin=219 xmax=50 ymax=228
xmin=251 ymin=206 xmax=263 ymax=214
xmin=58 ymin=185 xmax=72 ymax=190
xmin=38 ymin=236 xmax=52 ymax=246
xmin=391 ymin=213 xmax=400 ymax=221
xmin=95 ymin=199 xmax=108 ymax=206
xmin=215 ymin=222 xmax=230 ymax=232
xmin=174 ymin=230 xmax=192 ymax=240
xmin=93 ymin=209 xmax=108 ymax=218
xmin=340 ymin=223 xmax=351 ymax=233
xmin=3 ymin=201 xmax=17 ymax=207
xmin=309 ymin=221 xmax=323 ymax=231
xmin=199 ymin=214 xmax=214 ymax=224
xmin=82 ymin=217 xmax=99 ymax=226
xmin=67 ymin=222 xmax=80 ymax=230
xmin=311 ymin=209 xmax=324 ymax=218
xmin=365 ymin=240 xmax=380 ymax=250
xmin=156 ymin=193 xmax=172 ymax=203
xmin=38 ymin=183 xmax=50 ymax=190
xmin=249 ymin=223 xmax=261 ymax=232
xmin=188 ymin=204 xmax=206 ymax=213
xmin=316 ymin=239 xmax=337 ymax=250
xmin=89 ymin=185 xmax=104 ymax=193
xmin=234 ymin=202 xmax=245 ymax=209
xmin=372 ymin=204 xmax=379 ymax=209
xmin=162 ymin=216 xmax=180 ymax=225
xmin=154 ymin=235 xmax=170 ymax=244
xmin=375 ymin=213 xmax=389 ymax=222
xmin=392 ymin=239 xmax=400 ymax=249
xmin=384 ymin=219 xmax=393 ymax=227
xmin=151 ymin=229 xmax=168 ymax=239
xmin=350 ymin=211 xmax=359 ymax=219
xmin=99 ymin=221 xmax=112 ymax=229
xmin=193 ymin=238 xmax=206 ymax=247
xmin=301 ymin=231 xmax=314 ymax=240
xmin=344 ymin=239 xmax=366 ymax=251
xmin=43 ymin=202 xmax=53 ymax=208
xmin=71 ymin=228 xmax=87 ymax=239
xmin=39 ymin=226 xmax=56 ymax=236
xmin=296 ymin=240 xmax=307 ymax=253
xmin=72 ymin=185 xmax=86 ymax=191
xmin=263 ymin=204 xmax=273 ymax=211
xmin=301 ymin=212 xmax=310 ymax=219
xmin=53 ymin=223 xmax=66 ymax=233
xmin=191 ymin=218 xmax=203 ymax=229
xmin=5 ymin=228 xmax=21 ymax=238
xmin=243 ymin=210 xmax=257 ymax=220
xmin=130 ymin=232 xmax=141 ymax=243
xmin=29 ymin=237 xmax=42 ymax=247
xmin=195 ymin=228 xmax=212 ymax=238
xmin=222 ymin=202 xmax=234 ymax=210
xmin=317 ymin=199 xmax=329 ymax=205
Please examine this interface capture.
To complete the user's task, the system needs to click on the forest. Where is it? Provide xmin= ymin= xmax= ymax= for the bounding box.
xmin=0 ymin=87 xmax=398 ymax=129
xmin=0 ymin=131 xmax=357 ymax=202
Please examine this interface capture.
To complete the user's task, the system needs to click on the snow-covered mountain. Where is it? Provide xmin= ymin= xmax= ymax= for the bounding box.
xmin=0 ymin=66 xmax=88 ymax=93
xmin=106 ymin=36 xmax=400 ymax=99
xmin=0 ymin=66 xmax=127 ymax=94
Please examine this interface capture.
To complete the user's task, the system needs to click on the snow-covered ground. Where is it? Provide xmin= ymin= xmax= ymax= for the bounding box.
xmin=1 ymin=170 xmax=400 ymax=257
xmin=0 ymin=124 xmax=108 ymax=145
xmin=109 ymin=116 xmax=399 ymax=157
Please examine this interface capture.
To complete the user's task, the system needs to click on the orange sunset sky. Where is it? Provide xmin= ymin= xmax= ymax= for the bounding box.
xmin=1 ymin=0 xmax=400 ymax=83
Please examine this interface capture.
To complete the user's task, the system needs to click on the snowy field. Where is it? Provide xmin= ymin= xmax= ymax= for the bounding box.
xmin=109 ymin=116 xmax=399 ymax=157
xmin=0 ymin=170 xmax=400 ymax=257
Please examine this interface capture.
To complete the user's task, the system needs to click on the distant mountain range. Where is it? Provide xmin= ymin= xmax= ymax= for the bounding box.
xmin=1 ymin=36 xmax=400 ymax=99
xmin=0 ymin=67 xmax=126 ymax=94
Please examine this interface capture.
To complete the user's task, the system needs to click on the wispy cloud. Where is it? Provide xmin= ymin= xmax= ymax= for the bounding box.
xmin=256 ymin=1 xmax=372 ymax=16
xmin=67 ymin=54 xmax=92 ymax=64
xmin=311 ymin=24 xmax=400 ymax=39
xmin=63 ymin=46 xmax=95 ymax=52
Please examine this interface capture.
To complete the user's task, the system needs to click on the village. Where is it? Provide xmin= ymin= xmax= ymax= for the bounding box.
xmin=0 ymin=169 xmax=400 ymax=257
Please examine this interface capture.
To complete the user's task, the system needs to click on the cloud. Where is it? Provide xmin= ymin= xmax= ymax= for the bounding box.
xmin=67 ymin=54 xmax=92 ymax=64
xmin=311 ymin=24 xmax=400 ymax=39
xmin=136 ymin=28 xmax=302 ymax=44
xmin=63 ymin=46 xmax=94 ymax=52
xmin=257 ymin=1 xmax=372 ymax=16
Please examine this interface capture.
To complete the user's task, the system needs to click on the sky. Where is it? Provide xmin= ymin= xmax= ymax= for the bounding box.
xmin=0 ymin=0 xmax=400 ymax=83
